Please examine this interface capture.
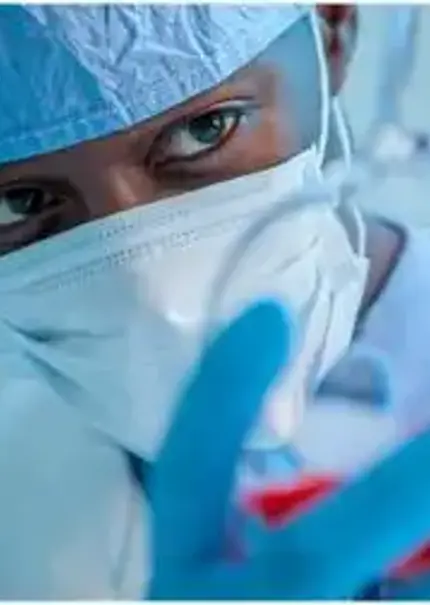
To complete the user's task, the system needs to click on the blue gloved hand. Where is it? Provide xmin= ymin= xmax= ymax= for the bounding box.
xmin=149 ymin=300 xmax=430 ymax=599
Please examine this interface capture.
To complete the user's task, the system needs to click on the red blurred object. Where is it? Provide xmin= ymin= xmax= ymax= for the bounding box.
xmin=317 ymin=5 xmax=355 ymax=26
xmin=244 ymin=475 xmax=430 ymax=580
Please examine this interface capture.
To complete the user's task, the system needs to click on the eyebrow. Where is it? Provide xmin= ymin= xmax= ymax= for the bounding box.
xmin=127 ymin=71 xmax=264 ymax=158
xmin=150 ymin=64 xmax=264 ymax=129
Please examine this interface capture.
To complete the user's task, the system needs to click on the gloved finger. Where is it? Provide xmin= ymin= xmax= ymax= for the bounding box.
xmin=259 ymin=428 xmax=430 ymax=598
xmin=151 ymin=300 xmax=293 ymax=568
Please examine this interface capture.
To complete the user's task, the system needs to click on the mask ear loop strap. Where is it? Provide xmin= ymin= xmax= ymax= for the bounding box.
xmin=310 ymin=8 xmax=331 ymax=171
xmin=332 ymin=97 xmax=367 ymax=258
xmin=310 ymin=10 xmax=367 ymax=258
xmin=333 ymin=97 xmax=353 ymax=170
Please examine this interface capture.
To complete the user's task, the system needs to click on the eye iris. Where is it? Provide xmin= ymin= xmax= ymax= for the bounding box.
xmin=4 ymin=188 xmax=44 ymax=215
xmin=188 ymin=112 xmax=228 ymax=145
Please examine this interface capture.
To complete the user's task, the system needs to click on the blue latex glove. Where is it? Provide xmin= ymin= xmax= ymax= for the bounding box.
xmin=149 ymin=301 xmax=430 ymax=599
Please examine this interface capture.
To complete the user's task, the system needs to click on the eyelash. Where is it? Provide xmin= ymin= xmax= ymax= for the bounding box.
xmin=0 ymin=184 xmax=82 ymax=254
xmin=0 ymin=199 xmax=64 ymax=255
xmin=150 ymin=100 xmax=257 ymax=169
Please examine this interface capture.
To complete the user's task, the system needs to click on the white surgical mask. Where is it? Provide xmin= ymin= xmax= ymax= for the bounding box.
xmin=0 ymin=144 xmax=335 ymax=598
xmin=0 ymin=8 xmax=367 ymax=464
xmin=0 ymin=147 xmax=328 ymax=459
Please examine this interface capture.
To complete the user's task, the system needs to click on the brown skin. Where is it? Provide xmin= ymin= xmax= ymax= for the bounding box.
xmin=0 ymin=5 xmax=402 ymax=319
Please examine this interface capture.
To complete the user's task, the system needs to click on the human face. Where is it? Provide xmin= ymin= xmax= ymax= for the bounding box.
xmin=0 ymin=17 xmax=321 ymax=256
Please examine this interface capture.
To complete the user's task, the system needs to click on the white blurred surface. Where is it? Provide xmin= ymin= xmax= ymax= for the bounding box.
xmin=343 ymin=5 xmax=430 ymax=228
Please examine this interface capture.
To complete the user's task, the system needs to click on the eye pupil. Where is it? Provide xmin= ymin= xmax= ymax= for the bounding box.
xmin=188 ymin=112 xmax=227 ymax=145
xmin=5 ymin=188 xmax=44 ymax=215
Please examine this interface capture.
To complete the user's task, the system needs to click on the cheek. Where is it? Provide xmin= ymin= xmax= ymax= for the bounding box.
xmin=262 ymin=104 xmax=300 ymax=160
xmin=253 ymin=69 xmax=302 ymax=163
xmin=235 ymin=108 xmax=300 ymax=172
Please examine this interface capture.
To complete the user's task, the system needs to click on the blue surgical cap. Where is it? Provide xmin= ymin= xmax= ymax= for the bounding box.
xmin=0 ymin=5 xmax=306 ymax=166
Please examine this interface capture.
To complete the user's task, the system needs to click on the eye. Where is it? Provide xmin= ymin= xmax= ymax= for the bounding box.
xmin=0 ymin=186 xmax=59 ymax=225
xmin=156 ymin=102 xmax=252 ymax=164
xmin=0 ymin=182 xmax=87 ymax=255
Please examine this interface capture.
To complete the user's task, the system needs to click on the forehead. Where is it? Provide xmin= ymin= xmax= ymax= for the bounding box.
xmin=0 ymin=4 xmax=305 ymax=166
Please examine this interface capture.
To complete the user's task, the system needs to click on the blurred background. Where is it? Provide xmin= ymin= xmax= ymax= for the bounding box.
xmin=342 ymin=5 xmax=430 ymax=227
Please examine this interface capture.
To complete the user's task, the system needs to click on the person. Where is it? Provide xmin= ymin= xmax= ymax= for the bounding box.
xmin=0 ymin=3 xmax=430 ymax=599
